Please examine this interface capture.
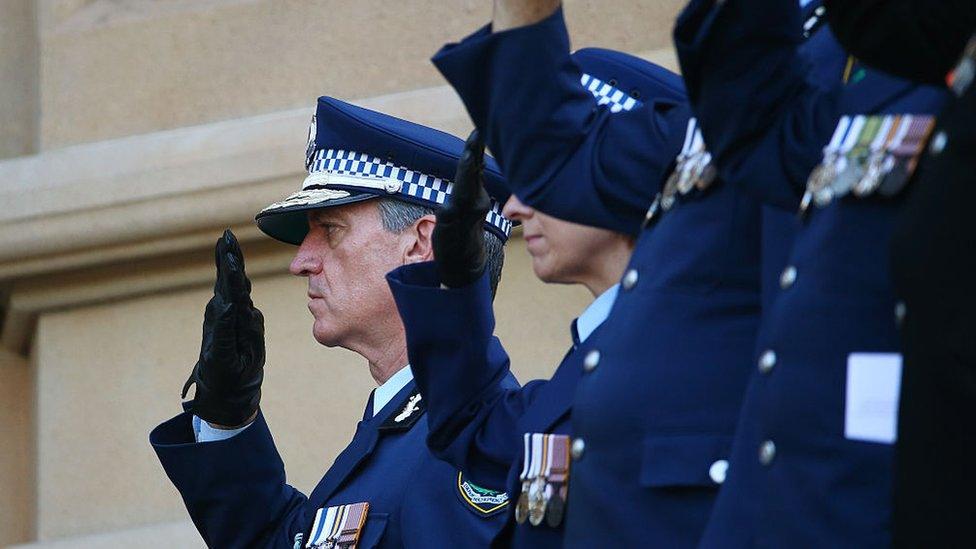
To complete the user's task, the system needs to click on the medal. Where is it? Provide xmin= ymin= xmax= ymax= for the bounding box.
xmin=831 ymin=115 xmax=882 ymax=199
xmin=642 ymin=193 xmax=662 ymax=229
xmin=951 ymin=34 xmax=976 ymax=96
xmin=802 ymin=116 xmax=852 ymax=215
xmin=515 ymin=490 xmax=530 ymax=524
xmin=545 ymin=488 xmax=565 ymax=528
xmin=544 ymin=435 xmax=570 ymax=528
xmin=695 ymin=152 xmax=718 ymax=192
xmin=515 ymin=433 xmax=534 ymax=524
xmin=672 ymin=120 xmax=699 ymax=196
xmin=814 ymin=115 xmax=866 ymax=208
xmin=855 ymin=115 xmax=902 ymax=196
xmin=527 ymin=434 xmax=550 ymax=526
xmin=306 ymin=502 xmax=369 ymax=549
xmin=518 ymin=433 xmax=573 ymax=529
xmin=528 ymin=477 xmax=547 ymax=526
xmin=662 ymin=119 xmax=699 ymax=211
xmin=678 ymin=127 xmax=706 ymax=195
xmin=878 ymin=115 xmax=936 ymax=197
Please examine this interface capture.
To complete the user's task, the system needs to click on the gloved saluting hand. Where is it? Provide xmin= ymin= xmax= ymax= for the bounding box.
xmin=433 ymin=130 xmax=491 ymax=288
xmin=182 ymin=229 xmax=266 ymax=428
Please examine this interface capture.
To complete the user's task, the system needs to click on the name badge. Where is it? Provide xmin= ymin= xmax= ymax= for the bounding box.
xmin=844 ymin=353 xmax=902 ymax=444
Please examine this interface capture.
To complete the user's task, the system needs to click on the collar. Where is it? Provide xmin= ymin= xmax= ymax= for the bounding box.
xmin=575 ymin=284 xmax=619 ymax=345
xmin=372 ymin=365 xmax=414 ymax=417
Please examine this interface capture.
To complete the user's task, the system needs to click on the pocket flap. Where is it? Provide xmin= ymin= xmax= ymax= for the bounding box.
xmin=357 ymin=513 xmax=389 ymax=549
xmin=638 ymin=434 xmax=733 ymax=488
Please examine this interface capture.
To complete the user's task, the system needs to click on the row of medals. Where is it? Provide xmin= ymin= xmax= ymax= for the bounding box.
xmin=515 ymin=433 xmax=570 ymax=528
xmin=644 ymin=120 xmax=717 ymax=227
xmin=801 ymin=114 xmax=936 ymax=215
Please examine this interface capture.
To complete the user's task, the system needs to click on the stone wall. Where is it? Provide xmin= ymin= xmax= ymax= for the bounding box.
xmin=0 ymin=1 xmax=682 ymax=546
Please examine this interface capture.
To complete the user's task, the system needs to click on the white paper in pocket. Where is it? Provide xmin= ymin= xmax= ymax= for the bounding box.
xmin=845 ymin=353 xmax=903 ymax=444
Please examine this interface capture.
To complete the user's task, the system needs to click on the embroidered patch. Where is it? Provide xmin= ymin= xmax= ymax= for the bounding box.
xmin=456 ymin=471 xmax=510 ymax=517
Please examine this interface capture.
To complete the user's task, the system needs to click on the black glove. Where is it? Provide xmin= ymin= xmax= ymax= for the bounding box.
xmin=182 ymin=229 xmax=266 ymax=427
xmin=433 ymin=130 xmax=491 ymax=288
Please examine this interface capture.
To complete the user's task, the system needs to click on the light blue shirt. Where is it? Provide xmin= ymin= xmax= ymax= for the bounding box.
xmin=576 ymin=284 xmax=619 ymax=344
xmin=193 ymin=365 xmax=415 ymax=443
xmin=371 ymin=365 xmax=414 ymax=417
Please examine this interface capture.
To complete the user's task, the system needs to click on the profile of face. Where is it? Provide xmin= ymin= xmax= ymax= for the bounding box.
xmin=502 ymin=195 xmax=629 ymax=288
xmin=289 ymin=201 xmax=432 ymax=349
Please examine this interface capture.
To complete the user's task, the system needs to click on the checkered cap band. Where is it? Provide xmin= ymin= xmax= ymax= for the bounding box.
xmin=306 ymin=148 xmax=512 ymax=238
xmin=580 ymin=73 xmax=642 ymax=113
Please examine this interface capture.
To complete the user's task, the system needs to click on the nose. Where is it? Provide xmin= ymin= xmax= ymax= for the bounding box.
xmin=502 ymin=194 xmax=534 ymax=221
xmin=289 ymin=232 xmax=322 ymax=277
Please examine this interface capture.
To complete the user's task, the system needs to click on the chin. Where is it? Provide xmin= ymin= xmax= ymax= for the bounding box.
xmin=531 ymin=260 xmax=556 ymax=284
xmin=311 ymin=321 xmax=343 ymax=348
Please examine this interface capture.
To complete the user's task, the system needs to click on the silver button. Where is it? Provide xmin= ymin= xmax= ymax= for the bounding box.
xmin=758 ymin=350 xmax=777 ymax=374
xmin=895 ymin=301 xmax=907 ymax=326
xmin=583 ymin=350 xmax=601 ymax=373
xmin=709 ymin=459 xmax=729 ymax=484
xmin=930 ymin=131 xmax=948 ymax=155
xmin=571 ymin=438 xmax=585 ymax=460
xmin=622 ymin=269 xmax=639 ymax=291
xmin=779 ymin=265 xmax=797 ymax=289
xmin=759 ymin=440 xmax=776 ymax=466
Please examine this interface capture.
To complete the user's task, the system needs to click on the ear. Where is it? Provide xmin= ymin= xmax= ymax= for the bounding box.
xmin=403 ymin=214 xmax=437 ymax=264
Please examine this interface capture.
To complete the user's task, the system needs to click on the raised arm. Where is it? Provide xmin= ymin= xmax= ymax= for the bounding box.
xmin=387 ymin=134 xmax=539 ymax=486
xmin=674 ymin=0 xmax=844 ymax=210
xmin=151 ymin=411 xmax=311 ymax=548
xmin=824 ymin=0 xmax=976 ymax=85
xmin=150 ymin=231 xmax=309 ymax=548
xmin=433 ymin=6 xmax=686 ymax=235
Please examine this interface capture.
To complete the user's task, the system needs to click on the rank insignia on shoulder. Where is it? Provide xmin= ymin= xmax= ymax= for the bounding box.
xmin=306 ymin=501 xmax=369 ymax=549
xmin=378 ymin=388 xmax=426 ymax=432
xmin=801 ymin=114 xmax=936 ymax=217
xmin=455 ymin=472 xmax=510 ymax=517
xmin=516 ymin=433 xmax=571 ymax=528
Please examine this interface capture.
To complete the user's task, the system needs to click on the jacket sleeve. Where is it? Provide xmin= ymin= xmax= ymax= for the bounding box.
xmin=432 ymin=8 xmax=686 ymax=236
xmin=823 ymin=0 xmax=975 ymax=85
xmin=673 ymin=0 xmax=844 ymax=210
xmin=150 ymin=411 xmax=311 ymax=548
xmin=387 ymin=261 xmax=541 ymax=488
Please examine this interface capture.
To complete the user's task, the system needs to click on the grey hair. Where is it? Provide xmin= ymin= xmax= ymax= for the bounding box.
xmin=375 ymin=198 xmax=505 ymax=297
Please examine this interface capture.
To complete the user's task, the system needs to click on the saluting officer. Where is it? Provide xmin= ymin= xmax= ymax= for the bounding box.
xmin=674 ymin=0 xmax=950 ymax=546
xmin=385 ymin=52 xmax=647 ymax=548
xmin=428 ymin=0 xmax=777 ymax=545
xmin=824 ymin=2 xmax=976 ymax=545
xmin=149 ymin=97 xmax=517 ymax=548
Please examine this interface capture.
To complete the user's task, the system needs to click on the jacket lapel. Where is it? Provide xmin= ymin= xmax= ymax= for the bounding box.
xmin=310 ymin=381 xmax=425 ymax=505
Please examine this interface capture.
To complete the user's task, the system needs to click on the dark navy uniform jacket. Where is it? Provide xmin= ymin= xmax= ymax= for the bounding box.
xmin=386 ymin=262 xmax=603 ymax=548
xmin=430 ymin=9 xmax=768 ymax=547
xmin=150 ymin=376 xmax=515 ymax=548
xmin=674 ymin=0 xmax=948 ymax=546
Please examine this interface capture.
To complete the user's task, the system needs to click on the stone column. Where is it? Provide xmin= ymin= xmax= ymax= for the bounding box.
xmin=0 ymin=0 xmax=39 ymax=159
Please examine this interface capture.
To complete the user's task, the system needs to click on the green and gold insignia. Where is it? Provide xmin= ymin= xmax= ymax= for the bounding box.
xmin=456 ymin=471 xmax=509 ymax=517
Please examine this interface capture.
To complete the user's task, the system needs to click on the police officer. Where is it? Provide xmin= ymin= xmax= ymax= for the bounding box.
xmin=149 ymin=97 xmax=517 ymax=548
xmin=673 ymin=0 xmax=950 ymax=545
xmin=384 ymin=54 xmax=645 ymax=547
xmin=428 ymin=1 xmax=781 ymax=545
xmin=823 ymin=3 xmax=976 ymax=545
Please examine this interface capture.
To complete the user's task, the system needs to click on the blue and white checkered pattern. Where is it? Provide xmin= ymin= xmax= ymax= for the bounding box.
xmin=306 ymin=148 xmax=512 ymax=238
xmin=580 ymin=73 xmax=642 ymax=113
